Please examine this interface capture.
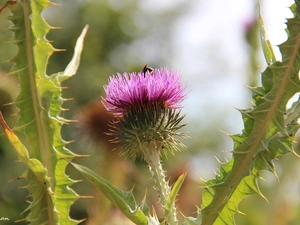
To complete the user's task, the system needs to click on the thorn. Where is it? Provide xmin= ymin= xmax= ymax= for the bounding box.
xmin=198 ymin=181 xmax=209 ymax=188
xmin=151 ymin=206 xmax=159 ymax=221
xmin=214 ymin=155 xmax=222 ymax=164
xmin=0 ymin=0 xmax=17 ymax=13
xmin=237 ymin=209 xmax=246 ymax=216
xmin=15 ymin=218 xmax=27 ymax=223
xmin=65 ymin=139 xmax=76 ymax=144
xmin=196 ymin=173 xmax=206 ymax=183
xmin=8 ymin=176 xmax=24 ymax=182
xmin=12 ymin=119 xmax=35 ymax=131
xmin=212 ymin=169 xmax=218 ymax=175
xmin=259 ymin=191 xmax=269 ymax=203
xmin=219 ymin=129 xmax=231 ymax=136
xmin=54 ymin=48 xmax=66 ymax=53
xmin=10 ymin=112 xmax=19 ymax=117
xmin=65 ymin=119 xmax=78 ymax=124
xmin=49 ymin=26 xmax=61 ymax=30
xmin=9 ymin=65 xmax=28 ymax=75
xmin=20 ymin=206 xmax=30 ymax=215
xmin=259 ymin=176 xmax=266 ymax=181
xmin=64 ymin=97 xmax=74 ymax=101
xmin=73 ymin=154 xmax=90 ymax=158
xmin=76 ymin=218 xmax=87 ymax=223
xmin=7 ymin=39 xmax=23 ymax=44
xmin=78 ymin=195 xmax=94 ymax=199
xmin=3 ymin=102 xmax=15 ymax=106
xmin=221 ymin=149 xmax=232 ymax=153
xmin=61 ymin=107 xmax=70 ymax=112
xmin=231 ymin=149 xmax=250 ymax=154
xmin=292 ymin=150 xmax=300 ymax=158
xmin=49 ymin=1 xmax=61 ymax=7
xmin=273 ymin=170 xmax=280 ymax=183
xmin=130 ymin=183 xmax=136 ymax=193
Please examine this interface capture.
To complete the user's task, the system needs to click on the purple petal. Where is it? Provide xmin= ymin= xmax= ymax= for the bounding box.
xmin=102 ymin=67 xmax=186 ymax=114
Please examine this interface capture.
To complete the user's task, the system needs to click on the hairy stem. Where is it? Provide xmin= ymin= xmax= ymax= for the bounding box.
xmin=140 ymin=142 xmax=177 ymax=225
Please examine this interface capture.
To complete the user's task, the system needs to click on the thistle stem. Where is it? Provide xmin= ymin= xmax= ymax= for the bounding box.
xmin=140 ymin=143 xmax=178 ymax=225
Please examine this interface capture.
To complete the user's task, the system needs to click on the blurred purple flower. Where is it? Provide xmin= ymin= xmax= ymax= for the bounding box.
xmin=102 ymin=67 xmax=186 ymax=114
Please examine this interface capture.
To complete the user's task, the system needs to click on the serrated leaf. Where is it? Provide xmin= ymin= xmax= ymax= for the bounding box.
xmin=0 ymin=112 xmax=55 ymax=224
xmin=70 ymin=162 xmax=150 ymax=225
xmin=2 ymin=0 xmax=87 ymax=224
xmin=201 ymin=1 xmax=300 ymax=224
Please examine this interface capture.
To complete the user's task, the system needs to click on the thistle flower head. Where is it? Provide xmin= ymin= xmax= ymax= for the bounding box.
xmin=102 ymin=66 xmax=187 ymax=159
xmin=103 ymin=67 xmax=185 ymax=114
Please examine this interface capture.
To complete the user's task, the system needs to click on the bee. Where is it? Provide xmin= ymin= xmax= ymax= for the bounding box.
xmin=142 ymin=64 xmax=154 ymax=76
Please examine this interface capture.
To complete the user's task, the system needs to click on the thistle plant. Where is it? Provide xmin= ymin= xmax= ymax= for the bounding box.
xmin=0 ymin=1 xmax=300 ymax=225
xmin=102 ymin=67 xmax=187 ymax=224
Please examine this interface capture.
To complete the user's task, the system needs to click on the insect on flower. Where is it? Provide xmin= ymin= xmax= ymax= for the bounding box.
xmin=142 ymin=64 xmax=154 ymax=76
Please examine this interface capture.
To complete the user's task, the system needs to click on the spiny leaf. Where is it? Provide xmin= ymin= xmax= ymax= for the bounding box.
xmin=2 ymin=0 xmax=87 ymax=223
xmin=70 ymin=162 xmax=152 ymax=225
xmin=200 ymin=1 xmax=300 ymax=224
xmin=0 ymin=111 xmax=55 ymax=225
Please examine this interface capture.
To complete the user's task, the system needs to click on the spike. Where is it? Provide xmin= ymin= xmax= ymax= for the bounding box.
xmin=15 ymin=218 xmax=27 ymax=223
xmin=214 ymin=155 xmax=222 ymax=164
xmin=212 ymin=169 xmax=218 ymax=176
xmin=48 ymin=1 xmax=61 ymax=7
xmin=8 ymin=66 xmax=28 ymax=74
xmin=0 ymin=0 xmax=17 ymax=13
xmin=49 ymin=26 xmax=61 ymax=30
xmin=237 ymin=209 xmax=246 ymax=216
xmin=219 ymin=129 xmax=231 ymax=136
xmin=54 ymin=48 xmax=66 ymax=53
xmin=77 ymin=195 xmax=93 ymax=199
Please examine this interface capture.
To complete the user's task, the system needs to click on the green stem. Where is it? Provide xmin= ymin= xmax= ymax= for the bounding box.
xmin=140 ymin=142 xmax=177 ymax=225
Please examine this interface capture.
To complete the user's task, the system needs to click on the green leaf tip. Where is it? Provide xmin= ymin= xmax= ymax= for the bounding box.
xmin=165 ymin=172 xmax=186 ymax=215
xmin=259 ymin=4 xmax=277 ymax=65
xmin=60 ymin=24 xmax=89 ymax=80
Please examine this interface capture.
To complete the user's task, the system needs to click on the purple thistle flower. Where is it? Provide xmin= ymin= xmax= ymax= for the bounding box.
xmin=101 ymin=66 xmax=187 ymax=222
xmin=102 ymin=67 xmax=185 ymax=114
xmin=102 ymin=66 xmax=187 ymax=159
